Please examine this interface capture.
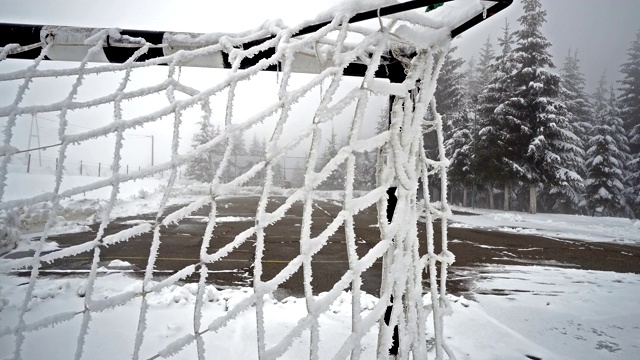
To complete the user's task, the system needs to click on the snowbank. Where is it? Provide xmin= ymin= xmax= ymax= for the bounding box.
xmin=1 ymin=265 xmax=638 ymax=359
xmin=450 ymin=206 xmax=640 ymax=245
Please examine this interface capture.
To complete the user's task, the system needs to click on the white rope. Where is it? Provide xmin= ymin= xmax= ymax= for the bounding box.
xmin=0 ymin=9 xmax=453 ymax=360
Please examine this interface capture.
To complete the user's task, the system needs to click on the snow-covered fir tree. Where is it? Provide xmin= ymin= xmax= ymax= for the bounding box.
xmin=444 ymin=111 xmax=475 ymax=205
xmin=464 ymin=56 xmax=479 ymax=103
xmin=560 ymin=49 xmax=593 ymax=149
xmin=248 ymin=134 xmax=266 ymax=157
xmin=223 ymin=130 xmax=248 ymax=182
xmin=475 ymin=36 xmax=496 ymax=98
xmin=354 ymin=151 xmax=376 ymax=190
xmin=488 ymin=0 xmax=579 ymax=214
xmin=558 ymin=49 xmax=592 ymax=169
xmin=454 ymin=38 xmax=495 ymax=207
xmin=626 ymin=152 xmax=640 ymax=218
xmin=319 ymin=126 xmax=346 ymax=190
xmin=618 ymin=28 xmax=640 ymax=217
xmin=431 ymin=46 xmax=465 ymax=201
xmin=475 ymin=19 xmax=516 ymax=209
xmin=618 ymin=28 xmax=640 ymax=148
xmin=432 ymin=46 xmax=466 ymax=142
xmin=247 ymin=134 xmax=267 ymax=186
xmin=185 ymin=120 xmax=224 ymax=183
xmin=445 ymin=50 xmax=479 ymax=206
xmin=473 ymin=36 xmax=499 ymax=207
xmin=540 ymin=49 xmax=591 ymax=213
xmin=585 ymin=79 xmax=630 ymax=216
xmin=272 ymin=161 xmax=286 ymax=188
xmin=434 ymin=46 xmax=466 ymax=119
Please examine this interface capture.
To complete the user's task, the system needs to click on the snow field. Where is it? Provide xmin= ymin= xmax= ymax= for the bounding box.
xmin=2 ymin=1 xmax=638 ymax=358
xmin=449 ymin=206 xmax=640 ymax=245
xmin=0 ymin=273 xmax=382 ymax=359
xmin=1 ymin=264 xmax=638 ymax=359
xmin=451 ymin=265 xmax=640 ymax=359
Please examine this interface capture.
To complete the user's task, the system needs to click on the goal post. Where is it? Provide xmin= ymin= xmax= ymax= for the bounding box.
xmin=0 ymin=1 xmax=512 ymax=359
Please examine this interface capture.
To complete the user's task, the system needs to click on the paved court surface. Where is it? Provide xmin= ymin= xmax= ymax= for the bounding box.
xmin=9 ymin=196 xmax=640 ymax=298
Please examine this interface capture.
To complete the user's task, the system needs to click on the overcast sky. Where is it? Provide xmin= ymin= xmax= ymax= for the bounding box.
xmin=453 ymin=0 xmax=640 ymax=91
xmin=2 ymin=0 xmax=637 ymax=89
xmin=2 ymin=0 xmax=639 ymax=170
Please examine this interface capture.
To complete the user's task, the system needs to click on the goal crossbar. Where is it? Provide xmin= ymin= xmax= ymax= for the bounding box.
xmin=0 ymin=0 xmax=512 ymax=77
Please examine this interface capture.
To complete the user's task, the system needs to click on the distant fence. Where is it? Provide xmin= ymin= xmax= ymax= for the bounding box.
xmin=12 ymin=153 xmax=309 ymax=184
xmin=14 ymin=154 xmax=164 ymax=178
xmin=207 ymin=154 xmax=308 ymax=188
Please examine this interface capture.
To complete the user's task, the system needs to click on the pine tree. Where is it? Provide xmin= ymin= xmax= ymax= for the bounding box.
xmin=432 ymin=47 xmax=465 ymax=155
xmin=456 ymin=38 xmax=495 ymax=206
xmin=222 ymin=129 xmax=248 ymax=182
xmin=585 ymin=79 xmax=630 ymax=216
xmin=626 ymin=153 xmax=640 ymax=218
xmin=354 ymin=151 xmax=376 ymax=190
xmin=464 ymin=56 xmax=480 ymax=103
xmin=320 ymin=126 xmax=346 ymax=190
xmin=476 ymin=36 xmax=495 ymax=96
xmin=434 ymin=46 xmax=466 ymax=118
xmin=247 ymin=134 xmax=267 ymax=186
xmin=444 ymin=112 xmax=475 ymax=205
xmin=488 ymin=0 xmax=579 ymax=214
xmin=248 ymin=134 xmax=265 ymax=157
xmin=431 ymin=46 xmax=466 ymax=201
xmin=433 ymin=45 xmax=466 ymax=155
xmin=185 ymin=121 xmax=224 ymax=182
xmin=541 ymin=49 xmax=591 ymax=213
xmin=475 ymin=19 xmax=516 ymax=205
xmin=618 ymin=28 xmax=640 ymax=148
xmin=230 ymin=131 xmax=247 ymax=157
xmin=473 ymin=36 xmax=498 ymax=207
xmin=560 ymin=49 xmax=593 ymax=146
xmin=619 ymin=28 xmax=640 ymax=217
xmin=272 ymin=161 xmax=286 ymax=187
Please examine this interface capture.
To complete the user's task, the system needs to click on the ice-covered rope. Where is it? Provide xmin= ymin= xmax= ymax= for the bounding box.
xmin=0 ymin=8 xmax=454 ymax=360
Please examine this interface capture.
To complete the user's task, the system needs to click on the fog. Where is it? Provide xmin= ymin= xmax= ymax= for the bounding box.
xmin=2 ymin=0 xmax=638 ymax=172
xmin=454 ymin=0 xmax=640 ymax=92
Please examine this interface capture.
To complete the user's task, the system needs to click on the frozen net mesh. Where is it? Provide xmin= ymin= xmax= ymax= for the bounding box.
xmin=0 ymin=8 xmax=455 ymax=360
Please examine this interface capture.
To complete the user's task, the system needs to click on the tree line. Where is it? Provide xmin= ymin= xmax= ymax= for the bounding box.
xmin=185 ymin=121 xmax=377 ymax=191
xmin=438 ymin=0 xmax=639 ymax=217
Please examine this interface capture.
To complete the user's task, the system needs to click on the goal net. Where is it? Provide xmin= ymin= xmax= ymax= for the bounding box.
xmin=0 ymin=1 xmax=493 ymax=359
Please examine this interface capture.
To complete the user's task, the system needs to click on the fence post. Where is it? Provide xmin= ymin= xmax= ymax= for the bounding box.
xmin=27 ymin=153 xmax=31 ymax=173
xmin=127 ymin=164 xmax=129 ymax=174
xmin=80 ymin=160 xmax=83 ymax=175
xmin=98 ymin=163 xmax=101 ymax=177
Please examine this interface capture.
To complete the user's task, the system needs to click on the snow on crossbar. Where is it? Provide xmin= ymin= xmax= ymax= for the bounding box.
xmin=0 ymin=1 xmax=510 ymax=359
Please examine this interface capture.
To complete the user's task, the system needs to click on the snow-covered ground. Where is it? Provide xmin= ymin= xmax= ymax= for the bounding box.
xmin=450 ymin=206 xmax=640 ymax=245
xmin=447 ymin=265 xmax=640 ymax=359
xmin=0 ymin=265 xmax=638 ymax=359
xmin=2 ymin=173 xmax=640 ymax=358
xmin=2 ymin=172 xmax=266 ymax=242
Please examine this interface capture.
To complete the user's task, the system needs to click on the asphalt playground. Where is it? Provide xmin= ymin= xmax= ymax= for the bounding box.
xmin=9 ymin=196 xmax=640 ymax=298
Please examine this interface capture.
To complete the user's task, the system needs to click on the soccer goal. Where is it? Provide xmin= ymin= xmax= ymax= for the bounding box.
xmin=0 ymin=1 xmax=511 ymax=359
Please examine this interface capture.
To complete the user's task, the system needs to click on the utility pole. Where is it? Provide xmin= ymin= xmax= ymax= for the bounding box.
xmin=27 ymin=114 xmax=42 ymax=167
xmin=151 ymin=135 xmax=154 ymax=166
